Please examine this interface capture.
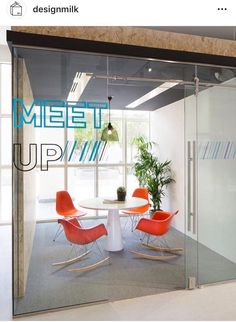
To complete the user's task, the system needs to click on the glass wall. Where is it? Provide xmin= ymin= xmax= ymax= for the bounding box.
xmin=36 ymin=109 xmax=150 ymax=220
xmin=12 ymin=42 xmax=236 ymax=316
xmin=0 ymin=63 xmax=12 ymax=224
xmin=12 ymin=47 xmax=156 ymax=316
xmin=185 ymin=82 xmax=236 ymax=287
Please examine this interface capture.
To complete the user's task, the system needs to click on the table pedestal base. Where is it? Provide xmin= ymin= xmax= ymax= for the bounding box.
xmin=105 ymin=209 xmax=123 ymax=251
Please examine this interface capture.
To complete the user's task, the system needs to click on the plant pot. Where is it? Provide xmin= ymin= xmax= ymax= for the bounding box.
xmin=117 ymin=192 xmax=126 ymax=201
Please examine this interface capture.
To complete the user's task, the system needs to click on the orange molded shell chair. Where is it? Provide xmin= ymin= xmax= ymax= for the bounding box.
xmin=136 ymin=210 xmax=178 ymax=236
xmin=53 ymin=191 xmax=86 ymax=241
xmin=131 ymin=210 xmax=183 ymax=260
xmin=52 ymin=218 xmax=109 ymax=272
xmin=122 ymin=188 xmax=150 ymax=231
xmin=56 ymin=191 xmax=86 ymax=217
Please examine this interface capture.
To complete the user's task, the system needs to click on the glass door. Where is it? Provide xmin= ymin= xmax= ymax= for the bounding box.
xmin=185 ymin=79 xmax=236 ymax=288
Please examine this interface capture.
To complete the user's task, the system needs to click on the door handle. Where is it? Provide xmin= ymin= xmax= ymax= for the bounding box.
xmin=187 ymin=140 xmax=197 ymax=234
xmin=187 ymin=141 xmax=192 ymax=232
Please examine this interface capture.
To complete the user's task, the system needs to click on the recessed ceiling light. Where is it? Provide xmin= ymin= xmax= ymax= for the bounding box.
xmin=126 ymin=81 xmax=179 ymax=108
xmin=148 ymin=67 xmax=152 ymax=72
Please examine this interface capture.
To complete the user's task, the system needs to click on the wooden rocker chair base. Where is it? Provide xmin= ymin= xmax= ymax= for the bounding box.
xmin=52 ymin=250 xmax=91 ymax=266
xmin=68 ymin=256 xmax=110 ymax=273
xmin=142 ymin=243 xmax=183 ymax=254
xmin=130 ymin=250 xmax=177 ymax=261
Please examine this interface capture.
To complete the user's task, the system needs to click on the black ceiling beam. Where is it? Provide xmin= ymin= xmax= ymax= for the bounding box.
xmin=7 ymin=30 xmax=236 ymax=68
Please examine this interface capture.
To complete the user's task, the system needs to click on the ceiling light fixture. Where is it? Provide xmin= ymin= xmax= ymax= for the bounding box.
xmin=101 ymin=96 xmax=119 ymax=141
xmin=125 ymin=81 xmax=179 ymax=108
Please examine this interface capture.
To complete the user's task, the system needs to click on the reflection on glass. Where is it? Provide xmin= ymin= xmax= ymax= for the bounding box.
xmin=35 ymin=125 xmax=64 ymax=165
xmin=0 ymin=64 xmax=11 ymax=114
xmin=125 ymin=110 xmax=149 ymax=120
xmin=36 ymin=168 xmax=64 ymax=220
xmin=68 ymin=167 xmax=96 ymax=216
xmin=0 ymin=118 xmax=12 ymax=165
xmin=127 ymin=166 xmax=139 ymax=196
xmin=127 ymin=121 xmax=149 ymax=163
xmin=98 ymin=166 xmax=123 ymax=198
xmin=0 ymin=169 xmax=12 ymax=223
xmin=67 ymin=117 xmax=95 ymax=164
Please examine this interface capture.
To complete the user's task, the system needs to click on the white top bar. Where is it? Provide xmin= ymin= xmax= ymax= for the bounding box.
xmin=0 ymin=0 xmax=236 ymax=26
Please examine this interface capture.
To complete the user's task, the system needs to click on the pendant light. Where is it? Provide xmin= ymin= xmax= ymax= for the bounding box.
xmin=101 ymin=96 xmax=119 ymax=141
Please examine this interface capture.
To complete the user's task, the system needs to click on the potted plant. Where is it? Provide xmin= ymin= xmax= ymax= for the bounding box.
xmin=117 ymin=186 xmax=126 ymax=201
xmin=132 ymin=136 xmax=175 ymax=212
xmin=146 ymin=159 xmax=175 ymax=211
xmin=132 ymin=136 xmax=154 ymax=186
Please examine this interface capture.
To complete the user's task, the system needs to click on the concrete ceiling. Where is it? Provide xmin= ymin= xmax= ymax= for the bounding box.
xmin=146 ymin=27 xmax=236 ymax=40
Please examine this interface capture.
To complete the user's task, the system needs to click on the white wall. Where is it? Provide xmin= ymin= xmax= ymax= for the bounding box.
xmin=150 ymin=80 xmax=236 ymax=264
xmin=150 ymin=99 xmax=185 ymax=232
xmin=196 ymin=80 xmax=236 ymax=264
xmin=0 ymin=27 xmax=11 ymax=63
xmin=0 ymin=27 xmax=10 ymax=45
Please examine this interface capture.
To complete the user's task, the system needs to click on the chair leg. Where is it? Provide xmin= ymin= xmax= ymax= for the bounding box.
xmin=130 ymin=215 xmax=140 ymax=232
xmin=52 ymin=244 xmax=91 ymax=266
xmin=143 ymin=235 xmax=183 ymax=253
xmin=142 ymin=235 xmax=183 ymax=253
xmin=68 ymin=257 xmax=110 ymax=272
xmin=53 ymin=225 xmax=63 ymax=242
xmin=68 ymin=240 xmax=110 ymax=273
xmin=52 ymin=250 xmax=91 ymax=266
xmin=95 ymin=240 xmax=110 ymax=263
xmin=130 ymin=250 xmax=177 ymax=261
xmin=141 ymin=243 xmax=183 ymax=253
xmin=121 ymin=216 xmax=128 ymax=231
xmin=94 ymin=240 xmax=104 ymax=257
xmin=129 ymin=231 xmax=182 ymax=260
xmin=130 ymin=216 xmax=135 ymax=232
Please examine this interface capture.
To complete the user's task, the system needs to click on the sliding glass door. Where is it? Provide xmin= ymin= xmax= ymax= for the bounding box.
xmin=185 ymin=77 xmax=236 ymax=287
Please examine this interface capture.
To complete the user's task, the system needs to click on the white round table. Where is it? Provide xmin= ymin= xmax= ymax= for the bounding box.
xmin=78 ymin=197 xmax=148 ymax=251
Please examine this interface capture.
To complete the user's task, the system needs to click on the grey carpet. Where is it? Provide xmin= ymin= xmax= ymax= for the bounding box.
xmin=13 ymin=218 xmax=236 ymax=316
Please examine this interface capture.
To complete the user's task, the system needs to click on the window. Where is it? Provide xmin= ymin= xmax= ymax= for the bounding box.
xmin=35 ymin=109 xmax=150 ymax=220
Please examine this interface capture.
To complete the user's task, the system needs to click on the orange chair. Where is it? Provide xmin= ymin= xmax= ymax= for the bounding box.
xmin=52 ymin=218 xmax=109 ymax=272
xmin=53 ymin=191 xmax=86 ymax=241
xmin=122 ymin=188 xmax=150 ymax=231
xmin=130 ymin=210 xmax=183 ymax=260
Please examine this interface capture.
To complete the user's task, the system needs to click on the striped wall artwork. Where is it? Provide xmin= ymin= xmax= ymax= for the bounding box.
xmin=198 ymin=141 xmax=236 ymax=160
xmin=60 ymin=140 xmax=109 ymax=163
xmin=60 ymin=140 xmax=236 ymax=162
